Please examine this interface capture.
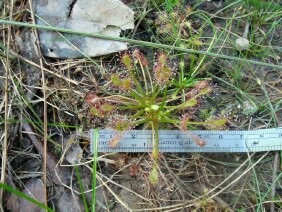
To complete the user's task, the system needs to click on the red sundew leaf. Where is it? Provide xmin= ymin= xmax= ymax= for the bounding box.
xmin=102 ymin=103 xmax=116 ymax=112
xmin=133 ymin=49 xmax=149 ymax=67
xmin=179 ymin=114 xmax=207 ymax=147
xmin=85 ymin=92 xmax=100 ymax=105
xmin=180 ymin=113 xmax=192 ymax=131
xmin=108 ymin=131 xmax=126 ymax=148
xmin=129 ymin=164 xmax=139 ymax=177
xmin=206 ymin=117 xmax=228 ymax=130
xmin=194 ymin=137 xmax=207 ymax=146
xmin=154 ymin=63 xmax=162 ymax=73
xmin=122 ymin=78 xmax=132 ymax=90
xmin=194 ymin=81 xmax=209 ymax=90
xmin=212 ymin=118 xmax=228 ymax=128
xmin=111 ymin=116 xmax=132 ymax=131
xmin=186 ymin=81 xmax=211 ymax=99
xmin=177 ymin=98 xmax=198 ymax=109
xmin=199 ymin=87 xmax=212 ymax=95
xmin=157 ymin=53 xmax=168 ymax=65
xmin=111 ymin=73 xmax=122 ymax=87
xmin=154 ymin=65 xmax=172 ymax=84
xmin=186 ymin=89 xmax=199 ymax=99
xmin=90 ymin=107 xmax=104 ymax=117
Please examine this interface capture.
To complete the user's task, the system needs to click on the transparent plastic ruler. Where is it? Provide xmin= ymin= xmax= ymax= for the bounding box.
xmin=88 ymin=128 xmax=282 ymax=153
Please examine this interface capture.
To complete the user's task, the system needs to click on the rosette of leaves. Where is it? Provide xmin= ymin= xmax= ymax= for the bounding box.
xmin=85 ymin=49 xmax=227 ymax=184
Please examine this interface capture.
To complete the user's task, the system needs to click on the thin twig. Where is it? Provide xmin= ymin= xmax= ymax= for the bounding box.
xmin=27 ymin=0 xmax=48 ymax=208
xmin=40 ymin=57 xmax=48 ymax=210
xmin=0 ymin=0 xmax=13 ymax=209
xmin=270 ymin=152 xmax=279 ymax=212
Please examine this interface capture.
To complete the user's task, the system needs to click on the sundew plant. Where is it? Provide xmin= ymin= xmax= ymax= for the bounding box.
xmin=85 ymin=49 xmax=227 ymax=184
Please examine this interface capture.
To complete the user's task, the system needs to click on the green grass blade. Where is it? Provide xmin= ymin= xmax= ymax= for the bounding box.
xmin=0 ymin=183 xmax=54 ymax=212
xmin=0 ymin=19 xmax=281 ymax=69
xmin=74 ymin=165 xmax=89 ymax=212
xmin=92 ymin=129 xmax=99 ymax=212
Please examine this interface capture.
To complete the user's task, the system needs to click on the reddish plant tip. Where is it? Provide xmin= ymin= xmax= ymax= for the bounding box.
xmin=109 ymin=133 xmax=124 ymax=148
xmin=110 ymin=116 xmax=132 ymax=132
xmin=154 ymin=65 xmax=172 ymax=84
xmin=180 ymin=113 xmax=192 ymax=131
xmin=111 ymin=74 xmax=133 ymax=91
xmin=195 ymin=137 xmax=206 ymax=147
xmin=85 ymin=92 xmax=100 ymax=105
xmin=153 ymin=52 xmax=174 ymax=84
xmin=129 ymin=164 xmax=139 ymax=177
xmin=85 ymin=92 xmax=117 ymax=119
xmin=186 ymin=80 xmax=211 ymax=99
xmin=133 ymin=49 xmax=148 ymax=67
xmin=194 ymin=81 xmax=210 ymax=90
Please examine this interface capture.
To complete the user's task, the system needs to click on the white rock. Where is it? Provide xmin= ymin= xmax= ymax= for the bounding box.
xmin=33 ymin=0 xmax=134 ymax=58
xmin=235 ymin=37 xmax=250 ymax=51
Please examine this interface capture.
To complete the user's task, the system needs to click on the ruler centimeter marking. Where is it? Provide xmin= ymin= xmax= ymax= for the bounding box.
xmin=89 ymin=128 xmax=282 ymax=153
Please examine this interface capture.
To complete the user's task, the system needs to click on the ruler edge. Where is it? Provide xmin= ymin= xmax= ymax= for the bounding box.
xmin=89 ymin=128 xmax=282 ymax=153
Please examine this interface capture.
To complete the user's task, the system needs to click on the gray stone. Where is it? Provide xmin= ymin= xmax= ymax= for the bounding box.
xmin=33 ymin=0 xmax=134 ymax=58
xmin=65 ymin=144 xmax=83 ymax=164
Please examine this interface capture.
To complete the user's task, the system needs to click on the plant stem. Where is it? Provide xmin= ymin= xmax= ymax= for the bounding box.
xmin=151 ymin=121 xmax=159 ymax=166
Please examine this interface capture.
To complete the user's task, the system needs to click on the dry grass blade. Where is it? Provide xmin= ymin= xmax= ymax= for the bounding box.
xmin=270 ymin=152 xmax=279 ymax=212
xmin=0 ymin=0 xmax=13 ymax=209
xmin=26 ymin=0 xmax=48 ymax=207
